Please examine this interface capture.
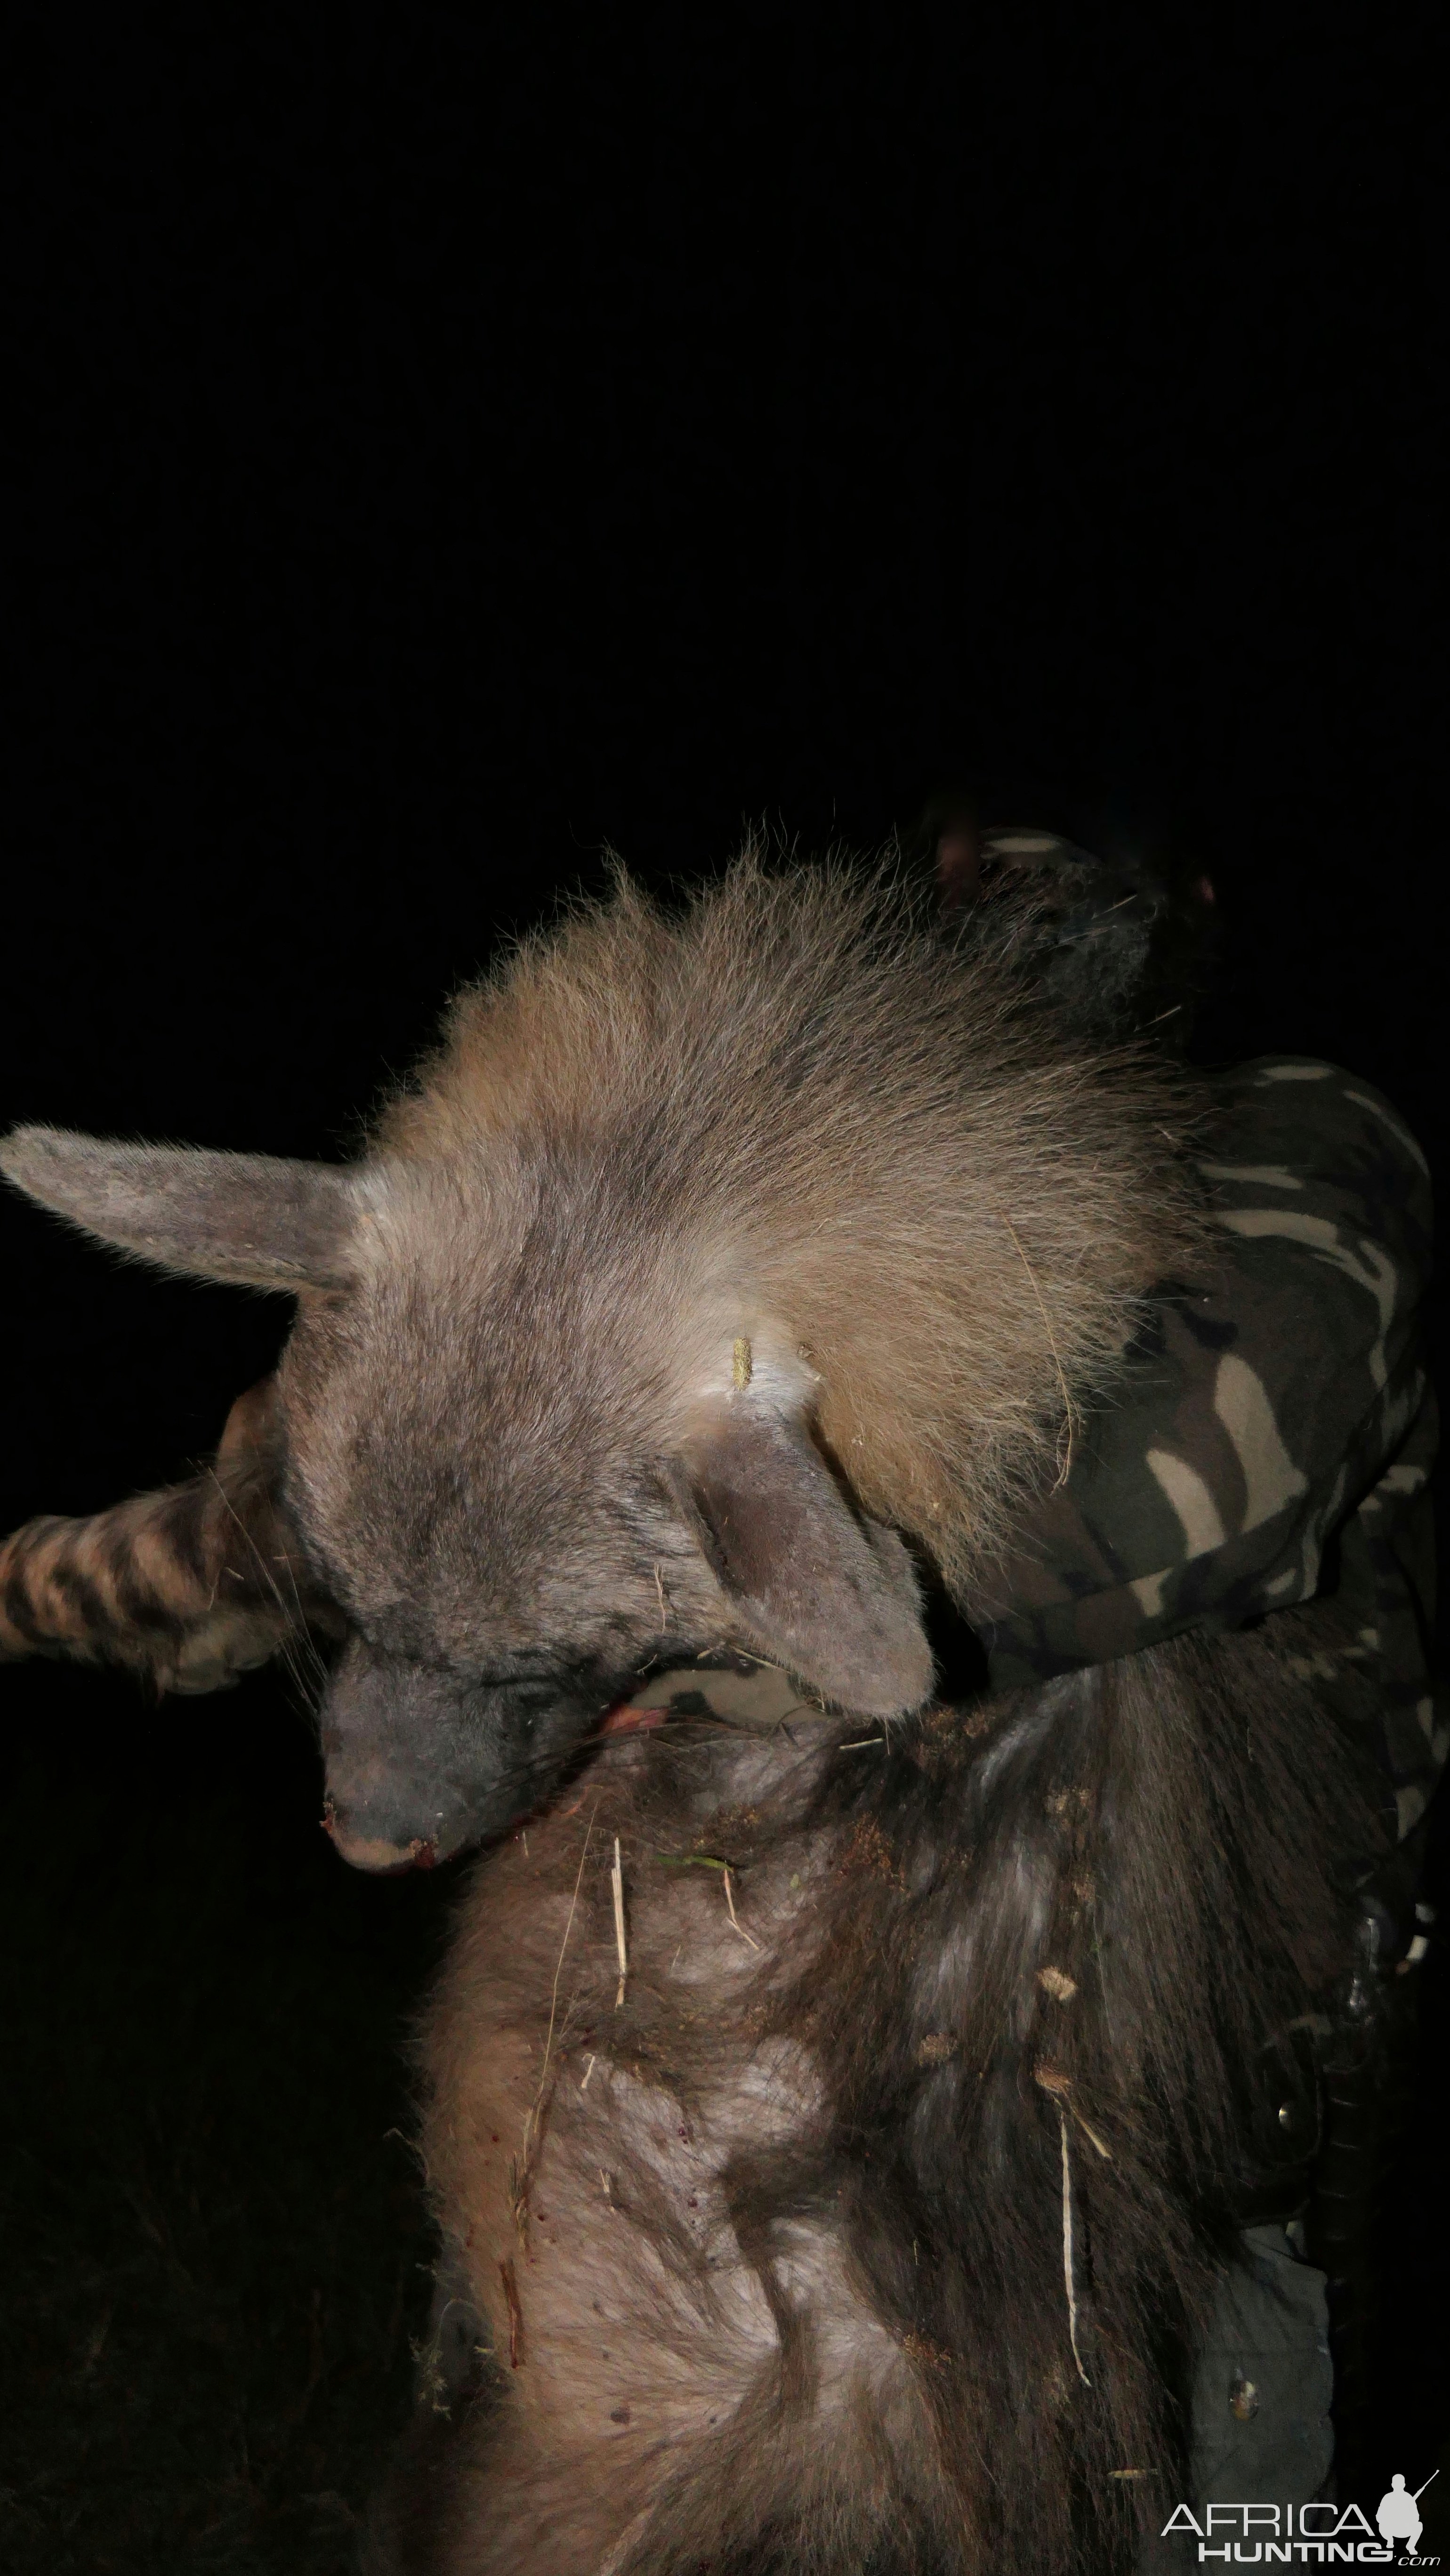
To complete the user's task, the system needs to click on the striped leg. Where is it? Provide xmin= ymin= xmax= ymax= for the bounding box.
xmin=0 ymin=1378 xmax=336 ymax=1695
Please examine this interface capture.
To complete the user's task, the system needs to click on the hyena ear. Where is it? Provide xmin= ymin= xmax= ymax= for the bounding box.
xmin=673 ymin=1404 xmax=934 ymax=1718
xmin=0 ymin=1127 xmax=357 ymax=1290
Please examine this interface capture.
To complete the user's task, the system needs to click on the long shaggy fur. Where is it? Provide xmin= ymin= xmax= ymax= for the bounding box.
xmin=375 ymin=1611 xmax=1374 ymax=2575
xmin=374 ymin=858 xmax=1207 ymax=1590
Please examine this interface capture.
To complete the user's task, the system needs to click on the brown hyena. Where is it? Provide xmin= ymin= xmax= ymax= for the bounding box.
xmin=0 ymin=861 xmax=1378 ymax=2573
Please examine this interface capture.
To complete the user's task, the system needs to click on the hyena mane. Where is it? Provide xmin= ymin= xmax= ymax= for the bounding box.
xmin=373 ymin=854 xmax=1206 ymax=1593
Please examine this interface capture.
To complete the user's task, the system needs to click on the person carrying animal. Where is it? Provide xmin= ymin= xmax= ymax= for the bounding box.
xmin=923 ymin=817 xmax=1440 ymax=2519
xmin=0 ymin=845 xmax=1438 ymax=2573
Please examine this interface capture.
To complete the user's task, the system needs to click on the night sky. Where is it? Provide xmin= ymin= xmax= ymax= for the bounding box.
xmin=2 ymin=12 xmax=1444 ymax=2566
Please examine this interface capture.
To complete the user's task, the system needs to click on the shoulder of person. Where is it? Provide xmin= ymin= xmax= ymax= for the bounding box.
xmin=1197 ymin=1057 xmax=1432 ymax=1285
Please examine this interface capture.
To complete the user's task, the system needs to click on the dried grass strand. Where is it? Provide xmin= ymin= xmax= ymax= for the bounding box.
xmin=611 ymin=1836 xmax=628 ymax=2007
xmin=520 ymin=1804 xmax=597 ymax=2186
xmin=1002 ymin=1215 xmax=1080 ymax=1488
xmin=1057 ymin=2103 xmax=1091 ymax=2387
xmin=721 ymin=1866 xmax=761 ymax=1950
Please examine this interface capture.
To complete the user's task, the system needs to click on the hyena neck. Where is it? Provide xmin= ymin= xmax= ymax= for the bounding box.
xmin=585 ymin=1696 xmax=850 ymax=1835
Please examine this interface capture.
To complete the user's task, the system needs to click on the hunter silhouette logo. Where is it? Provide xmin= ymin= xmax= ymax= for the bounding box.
xmin=1377 ymin=2473 xmax=1438 ymax=2557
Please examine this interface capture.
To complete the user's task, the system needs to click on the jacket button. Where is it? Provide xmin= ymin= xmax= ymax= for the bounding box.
xmin=1229 ymin=2376 xmax=1260 ymax=2421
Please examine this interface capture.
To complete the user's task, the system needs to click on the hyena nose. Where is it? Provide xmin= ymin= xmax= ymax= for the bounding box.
xmin=320 ymin=1730 xmax=472 ymax=1872
xmin=321 ymin=1798 xmax=439 ymax=1875
xmin=317 ymin=1636 xmax=484 ymax=1872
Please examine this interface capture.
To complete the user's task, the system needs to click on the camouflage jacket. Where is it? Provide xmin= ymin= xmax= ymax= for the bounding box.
xmin=970 ymin=1057 xmax=1442 ymax=1872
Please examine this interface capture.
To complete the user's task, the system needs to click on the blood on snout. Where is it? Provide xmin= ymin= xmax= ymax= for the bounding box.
xmin=321 ymin=1798 xmax=438 ymax=1874
xmin=598 ymin=1699 xmax=668 ymax=1736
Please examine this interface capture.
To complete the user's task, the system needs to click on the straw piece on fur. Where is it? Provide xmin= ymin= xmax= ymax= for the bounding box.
xmin=499 ymin=2256 xmax=524 ymax=2370
xmin=1003 ymin=1214 xmax=1080 ymax=1487
xmin=611 ymin=1837 xmax=628 ymax=2008
xmin=721 ymin=1865 xmax=761 ymax=1950
xmin=1057 ymin=2104 xmax=1091 ymax=2387
xmin=516 ymin=1803 xmax=597 ymax=2228
xmin=1035 ymin=2059 xmax=1113 ymax=2161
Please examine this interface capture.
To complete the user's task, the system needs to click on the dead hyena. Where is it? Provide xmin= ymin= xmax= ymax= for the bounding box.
xmin=0 ymin=861 xmax=1376 ymax=2574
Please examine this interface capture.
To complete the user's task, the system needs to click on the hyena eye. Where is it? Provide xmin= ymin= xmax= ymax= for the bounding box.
xmin=479 ymin=1674 xmax=560 ymax=1709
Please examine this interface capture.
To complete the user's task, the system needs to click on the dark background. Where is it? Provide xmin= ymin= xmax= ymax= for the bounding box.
xmin=2 ymin=10 xmax=1444 ymax=2569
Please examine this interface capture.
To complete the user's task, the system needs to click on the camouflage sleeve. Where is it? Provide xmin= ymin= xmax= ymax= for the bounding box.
xmin=974 ymin=1058 xmax=1442 ymax=1843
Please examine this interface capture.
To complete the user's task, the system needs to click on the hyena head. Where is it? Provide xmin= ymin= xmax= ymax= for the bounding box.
xmin=0 ymin=861 xmax=1198 ymax=1868
xmin=273 ymin=1148 xmax=933 ymax=1866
